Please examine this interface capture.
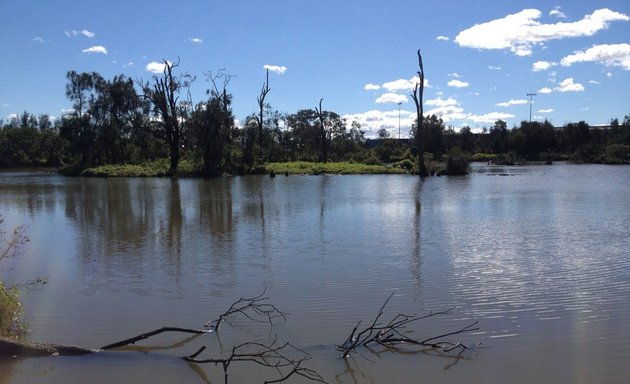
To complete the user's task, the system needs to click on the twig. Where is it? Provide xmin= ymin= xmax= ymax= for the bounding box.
xmin=205 ymin=288 xmax=287 ymax=331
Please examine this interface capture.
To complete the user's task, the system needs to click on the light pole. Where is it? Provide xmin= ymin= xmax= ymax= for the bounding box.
xmin=527 ymin=93 xmax=537 ymax=123
xmin=397 ymin=102 xmax=402 ymax=139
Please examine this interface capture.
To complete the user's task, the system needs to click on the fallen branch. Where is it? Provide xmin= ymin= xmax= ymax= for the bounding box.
xmin=100 ymin=326 xmax=210 ymax=350
xmin=336 ymin=292 xmax=478 ymax=357
xmin=184 ymin=337 xmax=327 ymax=384
xmin=205 ymin=288 xmax=286 ymax=331
xmin=0 ymin=336 xmax=97 ymax=358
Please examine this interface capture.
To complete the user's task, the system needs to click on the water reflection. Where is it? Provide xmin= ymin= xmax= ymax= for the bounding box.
xmin=1 ymin=166 xmax=629 ymax=383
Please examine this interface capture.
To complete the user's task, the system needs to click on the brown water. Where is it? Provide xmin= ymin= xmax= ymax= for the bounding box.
xmin=1 ymin=163 xmax=629 ymax=383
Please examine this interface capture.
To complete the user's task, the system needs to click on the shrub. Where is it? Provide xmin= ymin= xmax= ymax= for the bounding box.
xmin=0 ymin=282 xmax=23 ymax=339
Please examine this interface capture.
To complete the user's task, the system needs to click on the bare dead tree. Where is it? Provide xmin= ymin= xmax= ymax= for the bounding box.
xmin=205 ymin=289 xmax=287 ymax=331
xmin=315 ymin=98 xmax=329 ymax=162
xmin=256 ymin=69 xmax=271 ymax=160
xmin=185 ymin=337 xmax=327 ymax=384
xmin=100 ymin=326 xmax=210 ymax=350
xmin=336 ymin=292 xmax=478 ymax=358
xmin=410 ymin=49 xmax=429 ymax=177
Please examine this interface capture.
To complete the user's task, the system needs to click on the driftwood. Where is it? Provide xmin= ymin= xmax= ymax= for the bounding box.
xmin=205 ymin=288 xmax=286 ymax=331
xmin=336 ymin=292 xmax=478 ymax=357
xmin=0 ymin=336 xmax=97 ymax=358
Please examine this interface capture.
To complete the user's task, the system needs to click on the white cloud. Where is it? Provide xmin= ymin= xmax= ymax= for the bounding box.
xmin=532 ymin=61 xmax=556 ymax=71
xmin=32 ymin=36 xmax=45 ymax=43
xmin=560 ymin=43 xmax=630 ymax=70
xmin=425 ymin=97 xmax=458 ymax=107
xmin=364 ymin=83 xmax=381 ymax=91
xmin=607 ymin=72 xmax=613 ymax=78
xmin=375 ymin=93 xmax=408 ymax=104
xmin=426 ymin=105 xmax=467 ymax=122
xmin=343 ymin=109 xmax=415 ymax=138
xmin=549 ymin=7 xmax=567 ymax=19
xmin=554 ymin=78 xmax=584 ymax=92
xmin=449 ymin=72 xmax=461 ymax=78
xmin=436 ymin=35 xmax=450 ymax=41
xmin=189 ymin=37 xmax=203 ymax=43
xmin=538 ymin=108 xmax=554 ymax=113
xmin=538 ymin=87 xmax=553 ymax=94
xmin=589 ymin=80 xmax=600 ymax=84
xmin=7 ymin=113 xmax=18 ymax=120
xmin=263 ymin=64 xmax=287 ymax=74
xmin=66 ymin=29 xmax=95 ymax=38
xmin=447 ymin=79 xmax=469 ymax=88
xmin=382 ymin=77 xmax=416 ymax=92
xmin=82 ymin=45 xmax=107 ymax=54
xmin=467 ymin=112 xmax=515 ymax=124
xmin=146 ymin=61 xmax=168 ymax=74
xmin=1 ymin=103 xmax=9 ymax=108
xmin=496 ymin=99 xmax=528 ymax=107
xmin=488 ymin=65 xmax=502 ymax=70
xmin=454 ymin=8 xmax=629 ymax=56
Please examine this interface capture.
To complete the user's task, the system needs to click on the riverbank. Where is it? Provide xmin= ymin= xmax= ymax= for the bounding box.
xmin=57 ymin=160 xmax=410 ymax=177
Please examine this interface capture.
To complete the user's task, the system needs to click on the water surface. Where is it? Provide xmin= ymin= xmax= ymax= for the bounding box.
xmin=1 ymin=164 xmax=628 ymax=383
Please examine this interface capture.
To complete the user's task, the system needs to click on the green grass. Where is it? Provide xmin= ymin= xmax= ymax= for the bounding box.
xmin=77 ymin=159 xmax=200 ymax=177
xmin=265 ymin=161 xmax=409 ymax=175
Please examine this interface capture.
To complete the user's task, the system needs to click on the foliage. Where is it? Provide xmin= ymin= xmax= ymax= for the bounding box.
xmin=265 ymin=161 xmax=407 ymax=175
xmin=0 ymin=215 xmax=30 ymax=339
xmin=445 ymin=147 xmax=471 ymax=175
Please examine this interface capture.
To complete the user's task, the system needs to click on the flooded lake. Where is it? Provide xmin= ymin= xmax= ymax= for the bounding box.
xmin=1 ymin=163 xmax=629 ymax=383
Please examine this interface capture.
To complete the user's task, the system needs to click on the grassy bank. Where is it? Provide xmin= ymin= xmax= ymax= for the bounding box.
xmin=265 ymin=161 xmax=408 ymax=175
xmin=59 ymin=160 xmax=411 ymax=177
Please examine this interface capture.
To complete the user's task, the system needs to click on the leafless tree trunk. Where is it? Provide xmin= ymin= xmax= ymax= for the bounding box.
xmin=315 ymin=98 xmax=328 ymax=162
xmin=411 ymin=49 xmax=428 ymax=177
xmin=257 ymin=69 xmax=271 ymax=162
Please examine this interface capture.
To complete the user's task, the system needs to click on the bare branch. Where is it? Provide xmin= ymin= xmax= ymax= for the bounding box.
xmin=336 ymin=292 xmax=478 ymax=357
xmin=205 ymin=288 xmax=287 ymax=331
xmin=100 ymin=327 xmax=210 ymax=350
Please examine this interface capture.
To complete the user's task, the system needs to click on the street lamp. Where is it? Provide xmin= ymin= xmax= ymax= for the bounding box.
xmin=527 ymin=93 xmax=537 ymax=123
xmin=397 ymin=102 xmax=402 ymax=139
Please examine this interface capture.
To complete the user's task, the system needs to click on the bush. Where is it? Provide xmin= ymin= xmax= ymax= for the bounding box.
xmin=445 ymin=148 xmax=470 ymax=175
xmin=602 ymin=144 xmax=630 ymax=164
xmin=0 ymin=282 xmax=23 ymax=339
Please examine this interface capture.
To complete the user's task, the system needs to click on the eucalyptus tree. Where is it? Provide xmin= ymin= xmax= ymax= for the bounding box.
xmin=140 ymin=59 xmax=191 ymax=174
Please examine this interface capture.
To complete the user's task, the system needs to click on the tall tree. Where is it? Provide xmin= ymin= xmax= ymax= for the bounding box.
xmin=410 ymin=49 xmax=428 ymax=177
xmin=256 ymin=69 xmax=271 ymax=161
xmin=140 ymin=59 xmax=190 ymax=174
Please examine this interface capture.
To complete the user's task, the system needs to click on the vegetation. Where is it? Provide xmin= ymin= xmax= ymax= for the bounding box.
xmin=1 ymin=60 xmax=629 ymax=176
xmin=0 ymin=215 xmax=29 ymax=340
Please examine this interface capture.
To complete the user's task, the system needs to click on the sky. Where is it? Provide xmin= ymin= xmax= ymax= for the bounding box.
xmin=1 ymin=0 xmax=629 ymax=138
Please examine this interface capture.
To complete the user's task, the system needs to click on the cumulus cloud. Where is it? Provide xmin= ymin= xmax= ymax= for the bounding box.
xmin=343 ymin=109 xmax=415 ymax=138
xmin=375 ymin=93 xmax=408 ymax=104
xmin=532 ymin=61 xmax=557 ymax=71
xmin=560 ymin=43 xmax=630 ymax=70
xmin=447 ymin=79 xmax=469 ymax=88
xmin=467 ymin=112 xmax=515 ymax=124
xmin=454 ymin=8 xmax=629 ymax=56
xmin=364 ymin=83 xmax=381 ymax=91
xmin=189 ymin=37 xmax=203 ymax=43
xmin=263 ymin=64 xmax=287 ymax=74
xmin=496 ymin=99 xmax=528 ymax=107
xmin=425 ymin=97 xmax=458 ymax=107
xmin=549 ymin=7 xmax=567 ymax=19
xmin=538 ymin=108 xmax=554 ymax=113
xmin=424 ymin=97 xmax=466 ymax=122
xmin=32 ymin=36 xmax=45 ymax=43
xmin=436 ymin=35 xmax=450 ymax=41
xmin=589 ymin=80 xmax=600 ymax=84
xmin=538 ymin=87 xmax=553 ymax=94
xmin=66 ymin=29 xmax=95 ymax=38
xmin=555 ymin=78 xmax=584 ymax=92
xmin=82 ymin=45 xmax=107 ymax=54
xmin=488 ymin=65 xmax=502 ymax=70
xmin=382 ymin=77 xmax=418 ymax=92
xmin=146 ymin=61 xmax=169 ymax=74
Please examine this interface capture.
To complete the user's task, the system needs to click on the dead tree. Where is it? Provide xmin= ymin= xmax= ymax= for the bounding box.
xmin=336 ymin=292 xmax=478 ymax=358
xmin=256 ymin=69 xmax=271 ymax=161
xmin=410 ymin=49 xmax=428 ymax=177
xmin=315 ymin=98 xmax=328 ymax=162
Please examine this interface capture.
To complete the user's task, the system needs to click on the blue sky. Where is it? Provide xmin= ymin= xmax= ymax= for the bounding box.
xmin=1 ymin=0 xmax=629 ymax=137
